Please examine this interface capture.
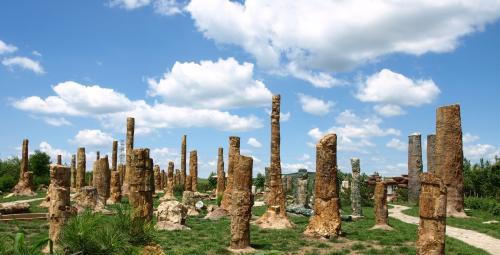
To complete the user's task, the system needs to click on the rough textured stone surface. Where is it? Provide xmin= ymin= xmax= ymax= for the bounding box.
xmin=295 ymin=171 xmax=309 ymax=208
xmin=185 ymin=175 xmax=192 ymax=192
xmin=182 ymin=190 xmax=196 ymax=206
xmin=12 ymin=139 xmax=35 ymax=196
xmin=107 ymin=171 xmax=122 ymax=204
xmin=286 ymin=176 xmax=293 ymax=194
xmin=350 ymin=158 xmax=363 ymax=218
xmin=156 ymin=200 xmax=189 ymax=231
xmin=230 ymin=155 xmax=254 ymax=250
xmin=181 ymin=135 xmax=187 ymax=189
xmin=122 ymin=117 xmax=135 ymax=196
xmin=73 ymin=186 xmax=106 ymax=213
xmin=427 ymin=134 xmax=436 ymax=174
xmin=0 ymin=202 xmax=30 ymax=214
xmin=154 ymin=165 xmax=161 ymax=193
xmin=57 ymin=154 xmax=62 ymax=165
xmin=70 ymin=154 xmax=76 ymax=190
xmin=129 ymin=148 xmax=154 ymax=224
xmin=408 ymin=134 xmax=423 ymax=204
xmin=304 ymin=134 xmax=341 ymax=238
xmin=160 ymin=162 xmax=175 ymax=201
xmin=435 ymin=104 xmax=466 ymax=218
xmin=93 ymin=156 xmax=111 ymax=204
xmin=372 ymin=181 xmax=392 ymax=230
xmin=221 ymin=136 xmax=240 ymax=211
xmin=204 ymin=207 xmax=229 ymax=220
xmin=160 ymin=170 xmax=165 ymax=189
xmin=417 ymin=173 xmax=447 ymax=255
xmin=255 ymin=95 xmax=293 ymax=229
xmin=112 ymin=140 xmax=118 ymax=172
xmin=189 ymin=150 xmax=198 ymax=192
xmin=174 ymin=169 xmax=180 ymax=187
xmin=76 ymin=147 xmax=86 ymax=190
xmin=89 ymin=174 xmax=93 ymax=187
xmin=216 ymin=147 xmax=225 ymax=198
xmin=118 ymin=164 xmax=125 ymax=187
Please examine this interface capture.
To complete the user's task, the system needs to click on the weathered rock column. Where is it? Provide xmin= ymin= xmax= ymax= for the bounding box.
xmin=112 ymin=141 xmax=118 ymax=172
xmin=161 ymin=162 xmax=176 ymax=201
xmin=46 ymin=164 xmax=73 ymax=251
xmin=96 ymin=151 xmax=100 ymax=160
xmin=216 ymin=147 xmax=225 ymax=198
xmin=372 ymin=181 xmax=392 ymax=230
xmin=304 ymin=134 xmax=341 ymax=238
xmin=255 ymin=95 xmax=293 ymax=229
xmin=129 ymin=148 xmax=154 ymax=225
xmin=174 ymin=169 xmax=180 ymax=186
xmin=154 ymin=165 xmax=161 ymax=193
xmin=286 ymin=176 xmax=293 ymax=194
xmin=76 ymin=147 xmax=86 ymax=190
xmin=350 ymin=158 xmax=363 ymax=218
xmin=107 ymin=170 xmax=122 ymax=204
xmin=189 ymin=150 xmax=198 ymax=192
xmin=185 ymin=175 xmax=192 ymax=192
xmin=221 ymin=136 xmax=240 ymax=211
xmin=408 ymin=134 xmax=423 ymax=204
xmin=160 ymin=170 xmax=165 ymax=189
xmin=12 ymin=139 xmax=35 ymax=196
xmin=93 ymin=156 xmax=111 ymax=204
xmin=57 ymin=154 xmax=62 ymax=165
xmin=435 ymin=104 xmax=466 ymax=218
xmin=181 ymin=135 xmax=187 ymax=189
xmin=417 ymin=173 xmax=447 ymax=255
xmin=70 ymin=155 xmax=76 ymax=190
xmin=229 ymin=155 xmax=254 ymax=252
xmin=295 ymin=170 xmax=309 ymax=208
xmin=118 ymin=164 xmax=125 ymax=186
xmin=427 ymin=134 xmax=436 ymax=173
xmin=122 ymin=117 xmax=135 ymax=196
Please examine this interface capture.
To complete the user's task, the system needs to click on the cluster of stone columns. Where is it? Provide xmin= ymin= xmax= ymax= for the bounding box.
xmin=294 ymin=170 xmax=309 ymax=208
xmin=12 ymin=139 xmax=35 ymax=196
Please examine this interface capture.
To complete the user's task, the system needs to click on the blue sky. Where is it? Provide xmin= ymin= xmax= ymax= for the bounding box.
xmin=1 ymin=0 xmax=499 ymax=177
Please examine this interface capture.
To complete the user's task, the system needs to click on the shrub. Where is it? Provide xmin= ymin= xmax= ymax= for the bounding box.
xmin=208 ymin=172 xmax=217 ymax=190
xmin=216 ymin=194 xmax=223 ymax=207
xmin=0 ymin=233 xmax=49 ymax=255
xmin=395 ymin=187 xmax=409 ymax=203
xmin=465 ymin=197 xmax=500 ymax=216
xmin=173 ymin=184 xmax=184 ymax=197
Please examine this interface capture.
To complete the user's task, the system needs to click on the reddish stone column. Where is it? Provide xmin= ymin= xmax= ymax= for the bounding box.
xmin=107 ymin=170 xmax=122 ymax=204
xmin=221 ymin=136 xmax=240 ymax=211
xmin=123 ymin=117 xmax=135 ymax=196
xmin=76 ymin=147 xmax=86 ymax=190
xmin=408 ymin=134 xmax=423 ymax=204
xmin=427 ymin=134 xmax=436 ymax=173
xmin=93 ymin=155 xmax=111 ymax=204
xmin=304 ymin=134 xmax=341 ymax=238
xmin=112 ymin=140 xmax=118 ymax=172
xmin=216 ymin=147 xmax=226 ymax=198
xmin=372 ymin=181 xmax=392 ymax=230
xmin=189 ymin=150 xmax=198 ymax=192
xmin=129 ymin=148 xmax=154 ymax=224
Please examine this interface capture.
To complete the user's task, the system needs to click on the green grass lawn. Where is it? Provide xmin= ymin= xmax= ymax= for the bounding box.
xmin=402 ymin=206 xmax=500 ymax=239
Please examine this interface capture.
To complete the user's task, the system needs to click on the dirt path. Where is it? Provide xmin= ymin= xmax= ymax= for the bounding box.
xmin=389 ymin=204 xmax=500 ymax=254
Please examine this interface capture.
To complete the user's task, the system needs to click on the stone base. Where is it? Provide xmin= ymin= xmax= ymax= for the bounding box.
xmin=204 ymin=207 xmax=229 ymax=220
xmin=10 ymin=189 xmax=36 ymax=197
xmin=187 ymin=206 xmax=199 ymax=216
xmin=370 ymin=224 xmax=393 ymax=231
xmin=253 ymin=209 xmax=294 ymax=229
xmin=155 ymin=221 xmax=190 ymax=231
xmin=227 ymin=246 xmax=256 ymax=254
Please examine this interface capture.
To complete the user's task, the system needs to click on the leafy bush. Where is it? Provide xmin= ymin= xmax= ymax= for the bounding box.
xmin=395 ymin=187 xmax=409 ymax=203
xmin=207 ymin=172 xmax=217 ymax=190
xmin=0 ymin=157 xmax=20 ymax=192
xmin=254 ymin=173 xmax=265 ymax=189
xmin=173 ymin=184 xmax=184 ymax=197
xmin=29 ymin=151 xmax=50 ymax=186
xmin=465 ymin=197 xmax=500 ymax=216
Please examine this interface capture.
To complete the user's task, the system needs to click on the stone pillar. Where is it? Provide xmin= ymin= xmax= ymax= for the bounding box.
xmin=174 ymin=169 xmax=180 ymax=186
xmin=112 ymin=140 xmax=118 ymax=172
xmin=160 ymin=170 xmax=165 ymax=189
xmin=304 ymin=134 xmax=341 ymax=238
xmin=185 ymin=175 xmax=192 ymax=192
xmin=93 ymin=156 xmax=111 ymax=204
xmin=118 ymin=164 xmax=125 ymax=187
xmin=256 ymin=95 xmax=293 ymax=229
xmin=89 ymin=174 xmax=93 ymax=187
xmin=123 ymin=117 xmax=135 ymax=196
xmin=21 ymin=139 xmax=29 ymax=177
xmin=107 ymin=171 xmax=122 ymax=204
xmin=161 ymin=162 xmax=175 ymax=201
xmin=417 ymin=173 xmax=447 ymax=255
xmin=286 ymin=176 xmax=293 ymax=194
xmin=46 ymin=164 xmax=72 ymax=251
xmin=129 ymin=148 xmax=154 ymax=224
xmin=12 ymin=139 xmax=35 ymax=196
xmin=221 ymin=136 xmax=240 ymax=211
xmin=435 ymin=104 xmax=466 ymax=217
xmin=372 ymin=181 xmax=392 ymax=230
xmin=350 ymin=158 xmax=363 ymax=218
xmin=76 ymin=147 xmax=86 ymax=190
xmin=408 ymin=134 xmax=423 ymax=204
xmin=70 ymin=155 xmax=76 ymax=189
xmin=181 ymin=135 xmax=187 ymax=189
xmin=154 ymin=165 xmax=161 ymax=193
xmin=96 ymin=151 xmax=100 ymax=160
xmin=295 ymin=171 xmax=309 ymax=208
xmin=427 ymin=134 xmax=436 ymax=174
xmin=229 ymin=155 xmax=254 ymax=251
xmin=57 ymin=154 xmax=62 ymax=165
xmin=216 ymin=147 xmax=225 ymax=198
xmin=189 ymin=150 xmax=198 ymax=192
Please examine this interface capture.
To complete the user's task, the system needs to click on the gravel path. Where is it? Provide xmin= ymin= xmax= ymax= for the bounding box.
xmin=389 ymin=204 xmax=500 ymax=254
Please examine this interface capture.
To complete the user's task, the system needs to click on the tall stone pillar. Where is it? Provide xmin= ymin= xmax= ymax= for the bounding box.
xmin=118 ymin=164 xmax=125 ymax=187
xmin=372 ymin=181 xmax=392 ymax=230
xmin=12 ymin=139 xmax=35 ymax=196
xmin=76 ymin=147 xmax=86 ymax=190
xmin=70 ymin=155 xmax=76 ymax=189
xmin=350 ymin=158 xmax=363 ymax=218
xmin=174 ymin=169 xmax=180 ymax=186
xmin=154 ymin=165 xmax=161 ymax=193
xmin=161 ymin=162 xmax=175 ymax=201
xmin=57 ymin=155 xmax=62 ymax=165
xmin=93 ymin=156 xmax=111 ymax=204
xmin=408 ymin=134 xmax=423 ymax=204
xmin=129 ymin=148 xmax=154 ymax=224
xmin=107 ymin=171 xmax=122 ymax=204
xmin=221 ymin=136 xmax=240 ymax=211
xmin=112 ymin=140 xmax=118 ymax=172
xmin=216 ymin=147 xmax=226 ymax=198
xmin=189 ymin=150 xmax=198 ymax=192
xmin=181 ymin=135 xmax=187 ymax=189
xmin=229 ymin=155 xmax=254 ymax=251
xmin=304 ymin=134 xmax=341 ymax=238
xmin=46 ymin=164 xmax=72 ymax=252
xmin=427 ymin=134 xmax=436 ymax=173
xmin=123 ymin=117 xmax=135 ymax=196
xmin=435 ymin=104 xmax=466 ymax=217
xmin=417 ymin=173 xmax=447 ymax=255
xmin=256 ymin=95 xmax=293 ymax=229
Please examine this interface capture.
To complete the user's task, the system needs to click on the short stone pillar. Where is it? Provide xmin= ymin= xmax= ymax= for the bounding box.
xmin=304 ymin=134 xmax=341 ymax=238
xmin=154 ymin=165 xmax=162 ymax=193
xmin=107 ymin=171 xmax=122 ymax=204
xmin=12 ymin=139 xmax=35 ymax=196
xmin=295 ymin=171 xmax=309 ymax=208
xmin=189 ymin=150 xmax=198 ymax=192
xmin=229 ymin=155 xmax=254 ymax=252
xmin=161 ymin=161 xmax=175 ymax=201
xmin=408 ymin=134 xmax=423 ymax=204
xmin=371 ymin=181 xmax=392 ymax=230
xmin=417 ymin=173 xmax=447 ymax=255
xmin=350 ymin=158 xmax=363 ymax=218
xmin=76 ymin=147 xmax=86 ymax=190
xmin=129 ymin=148 xmax=154 ymax=224
xmin=93 ymin=156 xmax=111 ymax=204
xmin=216 ymin=147 xmax=226 ymax=198
xmin=96 ymin=151 xmax=100 ymax=160
xmin=221 ymin=136 xmax=240 ymax=211
xmin=73 ymin=186 xmax=106 ymax=212
xmin=427 ymin=134 xmax=436 ymax=173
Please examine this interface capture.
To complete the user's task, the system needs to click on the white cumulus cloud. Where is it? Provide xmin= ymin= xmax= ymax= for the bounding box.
xmin=247 ymin=137 xmax=262 ymax=148
xmin=0 ymin=40 xmax=17 ymax=54
xmin=386 ymin=138 xmax=406 ymax=151
xmin=43 ymin=117 xmax=72 ymax=127
xmin=71 ymin=129 xmax=115 ymax=148
xmin=297 ymin=93 xmax=334 ymax=116
xmin=374 ymin=104 xmax=406 ymax=117
xmin=39 ymin=141 xmax=71 ymax=164
xmin=2 ymin=56 xmax=45 ymax=74
xmin=109 ymin=0 xmax=151 ymax=9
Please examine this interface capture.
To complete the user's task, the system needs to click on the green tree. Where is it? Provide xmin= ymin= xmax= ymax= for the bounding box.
xmin=254 ymin=172 xmax=265 ymax=189
xmin=0 ymin=157 xmax=20 ymax=191
xmin=29 ymin=151 xmax=51 ymax=186
xmin=207 ymin=172 xmax=217 ymax=190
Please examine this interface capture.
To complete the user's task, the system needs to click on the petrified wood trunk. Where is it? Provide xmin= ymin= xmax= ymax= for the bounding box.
xmin=76 ymin=147 xmax=86 ymax=190
xmin=408 ymin=134 xmax=423 ymax=204
xmin=118 ymin=164 xmax=125 ymax=187
xmin=161 ymin=162 xmax=175 ymax=201
xmin=286 ymin=176 xmax=293 ymax=194
xmin=221 ymin=136 xmax=240 ymax=211
xmin=230 ymin=155 xmax=254 ymax=250
xmin=295 ymin=172 xmax=309 ymax=208
xmin=216 ymin=147 xmax=225 ymax=198
xmin=189 ymin=150 xmax=198 ymax=192
xmin=417 ymin=173 xmax=447 ymax=255
xmin=174 ymin=169 xmax=180 ymax=186
xmin=304 ymin=134 xmax=341 ymax=238
xmin=372 ymin=181 xmax=392 ymax=230
xmin=112 ymin=140 xmax=118 ymax=172
xmin=427 ymin=134 xmax=436 ymax=174
xmin=12 ymin=139 xmax=35 ymax=196
xmin=160 ymin=170 xmax=165 ymax=189
xmin=73 ymin=186 xmax=105 ymax=212
xmin=123 ymin=117 xmax=135 ymax=196
xmin=435 ymin=104 xmax=466 ymax=218
xmin=107 ymin=171 xmax=122 ymax=204
xmin=70 ymin=154 xmax=76 ymax=189
xmin=93 ymin=156 xmax=111 ymax=204
xmin=129 ymin=148 xmax=154 ymax=224
xmin=185 ymin=175 xmax=192 ymax=192
xmin=47 ymin=164 xmax=73 ymax=251
xmin=181 ymin=134 xmax=187 ymax=189
xmin=154 ymin=164 xmax=161 ymax=193
xmin=96 ymin=151 xmax=100 ymax=160
xmin=57 ymin=154 xmax=62 ymax=165
xmin=350 ymin=158 xmax=363 ymax=217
